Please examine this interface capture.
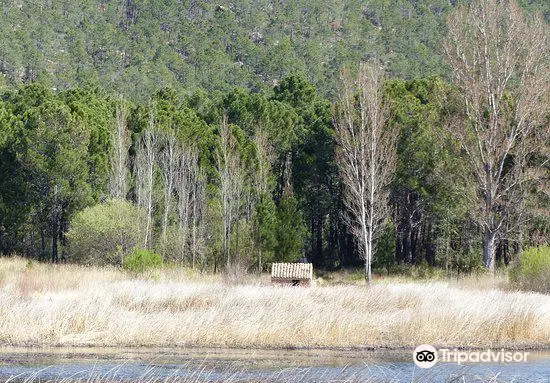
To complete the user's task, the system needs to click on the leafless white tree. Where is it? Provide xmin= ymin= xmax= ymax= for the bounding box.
xmin=216 ymin=115 xmax=246 ymax=268
xmin=159 ymin=130 xmax=180 ymax=256
xmin=132 ymin=111 xmax=207 ymax=263
xmin=444 ymin=0 xmax=550 ymax=271
xmin=175 ymin=149 xmax=192 ymax=263
xmin=175 ymin=146 xmax=205 ymax=267
xmin=134 ymin=112 xmax=157 ymax=248
xmin=109 ymin=99 xmax=130 ymax=199
xmin=334 ymin=62 xmax=397 ymax=283
xmin=190 ymin=165 xmax=206 ymax=269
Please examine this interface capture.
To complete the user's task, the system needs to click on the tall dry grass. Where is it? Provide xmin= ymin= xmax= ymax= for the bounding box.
xmin=0 ymin=257 xmax=548 ymax=349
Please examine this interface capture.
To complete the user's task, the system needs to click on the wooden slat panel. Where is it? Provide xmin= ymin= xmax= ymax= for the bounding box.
xmin=271 ymin=263 xmax=312 ymax=280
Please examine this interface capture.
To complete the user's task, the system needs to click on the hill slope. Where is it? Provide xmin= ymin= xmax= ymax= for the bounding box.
xmin=0 ymin=0 xmax=547 ymax=99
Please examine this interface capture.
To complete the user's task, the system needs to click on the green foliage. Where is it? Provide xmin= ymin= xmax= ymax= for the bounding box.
xmin=25 ymin=259 xmax=35 ymax=270
xmin=510 ymin=246 xmax=550 ymax=294
xmin=272 ymin=75 xmax=338 ymax=266
xmin=0 ymin=43 xmax=546 ymax=277
xmin=389 ymin=262 xmax=447 ymax=279
xmin=274 ymin=75 xmax=316 ymax=109
xmin=254 ymin=194 xmax=278 ymax=269
xmin=0 ymin=84 xmax=113 ymax=259
xmin=386 ymin=77 xmax=471 ymax=266
xmin=373 ymin=220 xmax=397 ymax=271
xmin=67 ymin=199 xmax=146 ymax=265
xmin=0 ymin=99 xmax=27 ymax=254
xmin=455 ymin=248 xmax=486 ymax=275
xmin=17 ymin=91 xmax=96 ymax=261
xmin=274 ymin=194 xmax=307 ymax=262
xmin=123 ymin=248 xmax=163 ymax=274
xmin=0 ymin=0 xmax=475 ymax=100
xmin=60 ymin=87 xmax=114 ymax=197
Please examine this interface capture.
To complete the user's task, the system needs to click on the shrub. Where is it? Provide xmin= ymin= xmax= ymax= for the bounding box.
xmin=455 ymin=248 xmax=486 ymax=274
xmin=123 ymin=248 xmax=162 ymax=273
xmin=67 ymin=199 xmax=146 ymax=265
xmin=509 ymin=246 xmax=550 ymax=294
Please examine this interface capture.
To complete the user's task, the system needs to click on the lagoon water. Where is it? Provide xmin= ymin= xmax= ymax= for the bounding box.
xmin=0 ymin=347 xmax=549 ymax=382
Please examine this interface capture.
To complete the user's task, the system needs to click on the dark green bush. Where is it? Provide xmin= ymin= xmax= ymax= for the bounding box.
xmin=123 ymin=248 xmax=163 ymax=274
xmin=509 ymin=246 xmax=550 ymax=294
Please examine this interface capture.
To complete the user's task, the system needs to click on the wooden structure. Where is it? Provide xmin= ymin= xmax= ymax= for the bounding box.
xmin=271 ymin=263 xmax=313 ymax=286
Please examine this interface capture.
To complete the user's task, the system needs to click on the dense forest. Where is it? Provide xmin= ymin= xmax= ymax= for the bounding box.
xmin=0 ymin=0 xmax=548 ymax=275
xmin=1 ymin=0 xmax=549 ymax=99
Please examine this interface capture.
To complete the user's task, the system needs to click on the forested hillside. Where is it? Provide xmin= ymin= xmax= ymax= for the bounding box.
xmin=1 ymin=0 xmax=547 ymax=100
xmin=0 ymin=0 xmax=548 ymax=275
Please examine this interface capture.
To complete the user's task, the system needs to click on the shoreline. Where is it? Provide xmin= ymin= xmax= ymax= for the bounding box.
xmin=1 ymin=345 xmax=549 ymax=383
xmin=1 ymin=343 xmax=549 ymax=352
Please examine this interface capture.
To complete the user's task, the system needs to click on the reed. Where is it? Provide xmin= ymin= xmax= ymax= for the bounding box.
xmin=0 ymin=257 xmax=548 ymax=349
xmin=2 ymin=363 xmax=535 ymax=383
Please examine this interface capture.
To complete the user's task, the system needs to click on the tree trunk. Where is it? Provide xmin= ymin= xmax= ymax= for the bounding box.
xmin=41 ymin=230 xmax=46 ymax=260
xmin=315 ymin=216 xmax=323 ymax=264
xmin=60 ymin=218 xmax=67 ymax=262
xmin=396 ymin=230 xmax=404 ymax=264
xmin=483 ymin=230 xmax=496 ymax=272
xmin=364 ymin=255 xmax=372 ymax=284
xmin=258 ymin=248 xmax=262 ymax=275
xmin=192 ymin=192 xmax=197 ymax=269
xmin=445 ymin=231 xmax=450 ymax=277
xmin=411 ymin=227 xmax=419 ymax=264
xmin=404 ymin=226 xmax=413 ymax=264
xmin=226 ymin=221 xmax=231 ymax=268
xmin=362 ymin=212 xmax=369 ymax=284
xmin=51 ymin=222 xmax=58 ymax=263
xmin=503 ymin=239 xmax=510 ymax=266
xmin=235 ymin=218 xmax=239 ymax=262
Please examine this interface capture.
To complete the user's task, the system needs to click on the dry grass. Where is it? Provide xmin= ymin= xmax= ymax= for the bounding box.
xmin=0 ymin=257 xmax=548 ymax=349
xmin=1 ymin=367 xmax=531 ymax=383
xmin=1 ymin=371 xmax=526 ymax=383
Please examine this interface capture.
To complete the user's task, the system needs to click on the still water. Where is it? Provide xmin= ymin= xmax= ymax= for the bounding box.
xmin=0 ymin=347 xmax=548 ymax=382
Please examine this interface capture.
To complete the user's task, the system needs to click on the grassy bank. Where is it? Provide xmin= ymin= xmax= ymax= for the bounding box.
xmin=0 ymin=257 xmax=549 ymax=349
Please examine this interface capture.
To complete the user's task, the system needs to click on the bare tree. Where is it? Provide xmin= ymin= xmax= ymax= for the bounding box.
xmin=190 ymin=165 xmax=206 ymax=269
xmin=109 ymin=98 xmax=130 ymax=199
xmin=334 ymin=62 xmax=397 ymax=283
xmin=216 ymin=115 xmax=246 ymax=268
xmin=134 ymin=112 xmax=157 ymax=248
xmin=175 ymin=148 xmax=192 ymax=263
xmin=444 ymin=0 xmax=549 ymax=271
xmin=175 ymin=146 xmax=204 ymax=267
xmin=159 ymin=130 xmax=180 ymax=256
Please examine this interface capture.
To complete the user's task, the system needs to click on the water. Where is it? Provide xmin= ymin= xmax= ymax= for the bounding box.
xmin=0 ymin=347 xmax=548 ymax=382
